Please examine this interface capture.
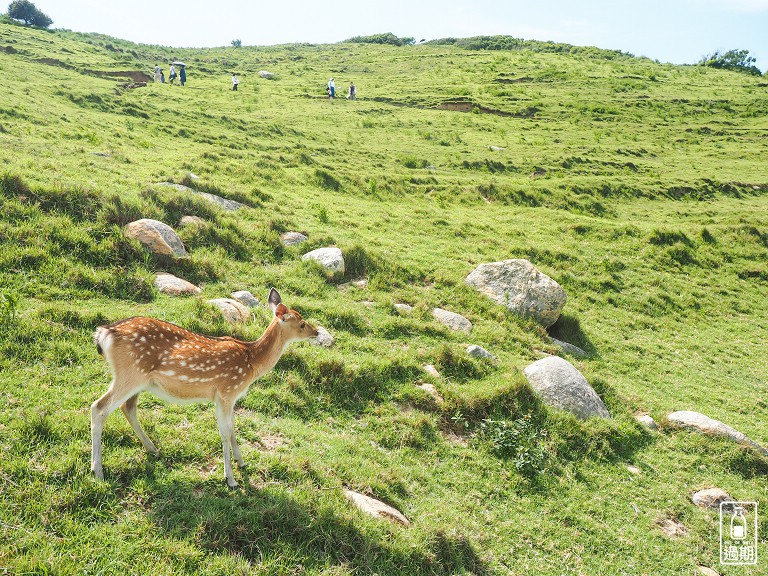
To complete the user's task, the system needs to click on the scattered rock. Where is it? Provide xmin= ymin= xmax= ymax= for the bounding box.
xmin=302 ymin=247 xmax=345 ymax=275
xmin=416 ymin=382 xmax=443 ymax=404
xmin=156 ymin=182 xmax=247 ymax=211
xmin=256 ymin=433 xmax=285 ymax=451
xmin=179 ymin=215 xmax=206 ymax=227
xmin=259 ymin=70 xmax=275 ymax=79
xmin=523 ymin=356 xmax=610 ymax=420
xmin=551 ymin=338 xmax=588 ymax=357
xmin=626 ymin=464 xmax=641 ymax=475
xmin=394 ymin=303 xmax=413 ymax=314
xmin=466 ymin=259 xmax=567 ymax=328
xmin=423 ymin=364 xmax=441 ymax=378
xmin=691 ymin=488 xmax=733 ymax=510
xmin=635 ymin=413 xmax=658 ymax=430
xmin=489 ymin=145 xmax=505 ymax=151
xmin=362 ymin=301 xmax=376 ymax=307
xmin=656 ymin=516 xmax=688 ymax=539
xmin=696 ymin=566 xmax=721 ymax=576
xmin=344 ymin=490 xmax=410 ymax=526
xmin=667 ymin=411 xmax=768 ymax=457
xmin=207 ymin=298 xmax=251 ymax=323
xmin=432 ymin=308 xmax=472 ymax=333
xmin=311 ymin=326 xmax=334 ymax=347
xmin=188 ymin=173 xmax=200 ymax=180
xmin=466 ymin=344 xmax=495 ymax=360
xmin=337 ymin=278 xmax=368 ymax=290
xmin=231 ymin=290 xmax=260 ymax=308
xmin=280 ymin=231 xmax=308 ymax=246
xmin=124 ymin=218 xmax=188 ymax=257
xmin=154 ymin=272 xmax=201 ymax=296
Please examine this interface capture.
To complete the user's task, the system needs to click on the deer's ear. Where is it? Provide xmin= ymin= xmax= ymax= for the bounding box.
xmin=268 ymin=288 xmax=281 ymax=312
xmin=274 ymin=303 xmax=288 ymax=319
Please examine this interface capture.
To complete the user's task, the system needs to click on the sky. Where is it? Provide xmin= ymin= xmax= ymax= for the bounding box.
xmin=32 ymin=0 xmax=768 ymax=72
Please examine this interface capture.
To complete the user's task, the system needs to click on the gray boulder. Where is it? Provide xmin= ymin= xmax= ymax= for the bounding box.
xmin=466 ymin=259 xmax=566 ymax=327
xmin=124 ymin=219 xmax=188 ymax=257
xmin=394 ymin=303 xmax=413 ymax=314
xmin=259 ymin=70 xmax=275 ymax=79
xmin=667 ymin=411 xmax=768 ymax=456
xmin=302 ymin=247 xmax=345 ymax=275
xmin=691 ymin=488 xmax=733 ymax=510
xmin=156 ymin=182 xmax=247 ymax=211
xmin=154 ymin=273 xmax=200 ymax=296
xmin=523 ymin=356 xmax=610 ymax=419
xmin=207 ymin=298 xmax=251 ymax=323
xmin=432 ymin=308 xmax=472 ymax=333
xmin=344 ymin=490 xmax=409 ymax=526
xmin=635 ymin=413 xmax=658 ymax=430
xmin=179 ymin=215 xmax=206 ymax=227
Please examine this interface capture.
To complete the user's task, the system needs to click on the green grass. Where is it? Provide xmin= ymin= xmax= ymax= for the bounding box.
xmin=1 ymin=20 xmax=767 ymax=575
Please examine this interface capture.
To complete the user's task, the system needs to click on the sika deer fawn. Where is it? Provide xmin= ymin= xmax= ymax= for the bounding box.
xmin=91 ymin=288 xmax=318 ymax=488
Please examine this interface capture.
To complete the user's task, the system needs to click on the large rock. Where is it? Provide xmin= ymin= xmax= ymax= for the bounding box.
xmin=523 ymin=356 xmax=610 ymax=420
xmin=466 ymin=259 xmax=567 ymax=328
xmin=207 ymin=298 xmax=251 ymax=323
xmin=551 ymin=338 xmax=588 ymax=357
xmin=432 ymin=308 xmax=472 ymax=332
xmin=259 ymin=70 xmax=275 ymax=79
xmin=154 ymin=273 xmax=200 ymax=296
xmin=302 ymin=247 xmax=345 ymax=275
xmin=344 ymin=490 xmax=409 ymax=526
xmin=667 ymin=411 xmax=768 ymax=456
xmin=124 ymin=219 xmax=188 ymax=257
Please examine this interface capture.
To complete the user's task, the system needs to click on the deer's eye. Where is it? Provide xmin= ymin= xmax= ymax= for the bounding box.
xmin=300 ymin=322 xmax=306 ymax=329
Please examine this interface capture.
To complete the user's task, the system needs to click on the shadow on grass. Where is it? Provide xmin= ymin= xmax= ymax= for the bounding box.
xmin=149 ymin=477 xmax=490 ymax=575
xmin=547 ymin=313 xmax=599 ymax=358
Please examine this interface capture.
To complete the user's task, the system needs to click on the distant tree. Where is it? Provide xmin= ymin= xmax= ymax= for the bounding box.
xmin=231 ymin=38 xmax=242 ymax=48
xmin=346 ymin=33 xmax=415 ymax=47
xmin=698 ymin=49 xmax=761 ymax=76
xmin=7 ymin=0 xmax=52 ymax=28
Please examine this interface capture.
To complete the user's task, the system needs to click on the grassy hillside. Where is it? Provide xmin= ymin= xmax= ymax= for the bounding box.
xmin=1 ymin=20 xmax=767 ymax=575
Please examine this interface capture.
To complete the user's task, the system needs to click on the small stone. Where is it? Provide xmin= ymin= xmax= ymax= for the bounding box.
xmin=416 ymin=382 xmax=443 ymax=404
xmin=656 ymin=517 xmax=688 ymax=539
xmin=626 ymin=464 xmax=641 ymax=475
xmin=259 ymin=70 xmax=275 ymax=79
xmin=179 ymin=215 xmax=206 ymax=227
xmin=466 ymin=344 xmax=495 ymax=360
xmin=691 ymin=488 xmax=733 ymax=510
xmin=302 ymin=247 xmax=345 ymax=275
xmin=311 ymin=326 xmax=334 ymax=347
xmin=344 ymin=489 xmax=409 ymax=526
xmin=338 ymin=278 xmax=368 ymax=290
xmin=124 ymin=218 xmax=188 ymax=257
xmin=207 ymin=298 xmax=251 ymax=323
xmin=154 ymin=273 xmax=200 ymax=296
xmin=394 ymin=303 xmax=413 ymax=314
xmin=550 ymin=338 xmax=588 ymax=357
xmin=696 ymin=566 xmax=721 ymax=576
xmin=231 ymin=290 xmax=260 ymax=308
xmin=635 ymin=413 xmax=658 ymax=430
xmin=423 ymin=364 xmax=441 ymax=378
xmin=432 ymin=308 xmax=472 ymax=332
xmin=280 ymin=231 xmax=308 ymax=246
xmin=489 ymin=145 xmax=504 ymax=151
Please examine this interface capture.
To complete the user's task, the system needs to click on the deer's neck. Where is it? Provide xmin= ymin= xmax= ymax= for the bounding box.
xmin=246 ymin=318 xmax=288 ymax=378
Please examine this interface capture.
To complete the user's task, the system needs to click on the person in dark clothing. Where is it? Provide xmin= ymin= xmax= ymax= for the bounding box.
xmin=179 ymin=66 xmax=186 ymax=86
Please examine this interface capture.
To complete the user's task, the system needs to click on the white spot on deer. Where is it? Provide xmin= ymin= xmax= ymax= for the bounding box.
xmin=160 ymin=370 xmax=176 ymax=376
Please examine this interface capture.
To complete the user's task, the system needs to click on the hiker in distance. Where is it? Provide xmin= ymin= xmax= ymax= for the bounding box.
xmin=327 ymin=77 xmax=335 ymax=98
xmin=232 ymin=73 xmax=239 ymax=91
xmin=347 ymin=81 xmax=356 ymax=100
